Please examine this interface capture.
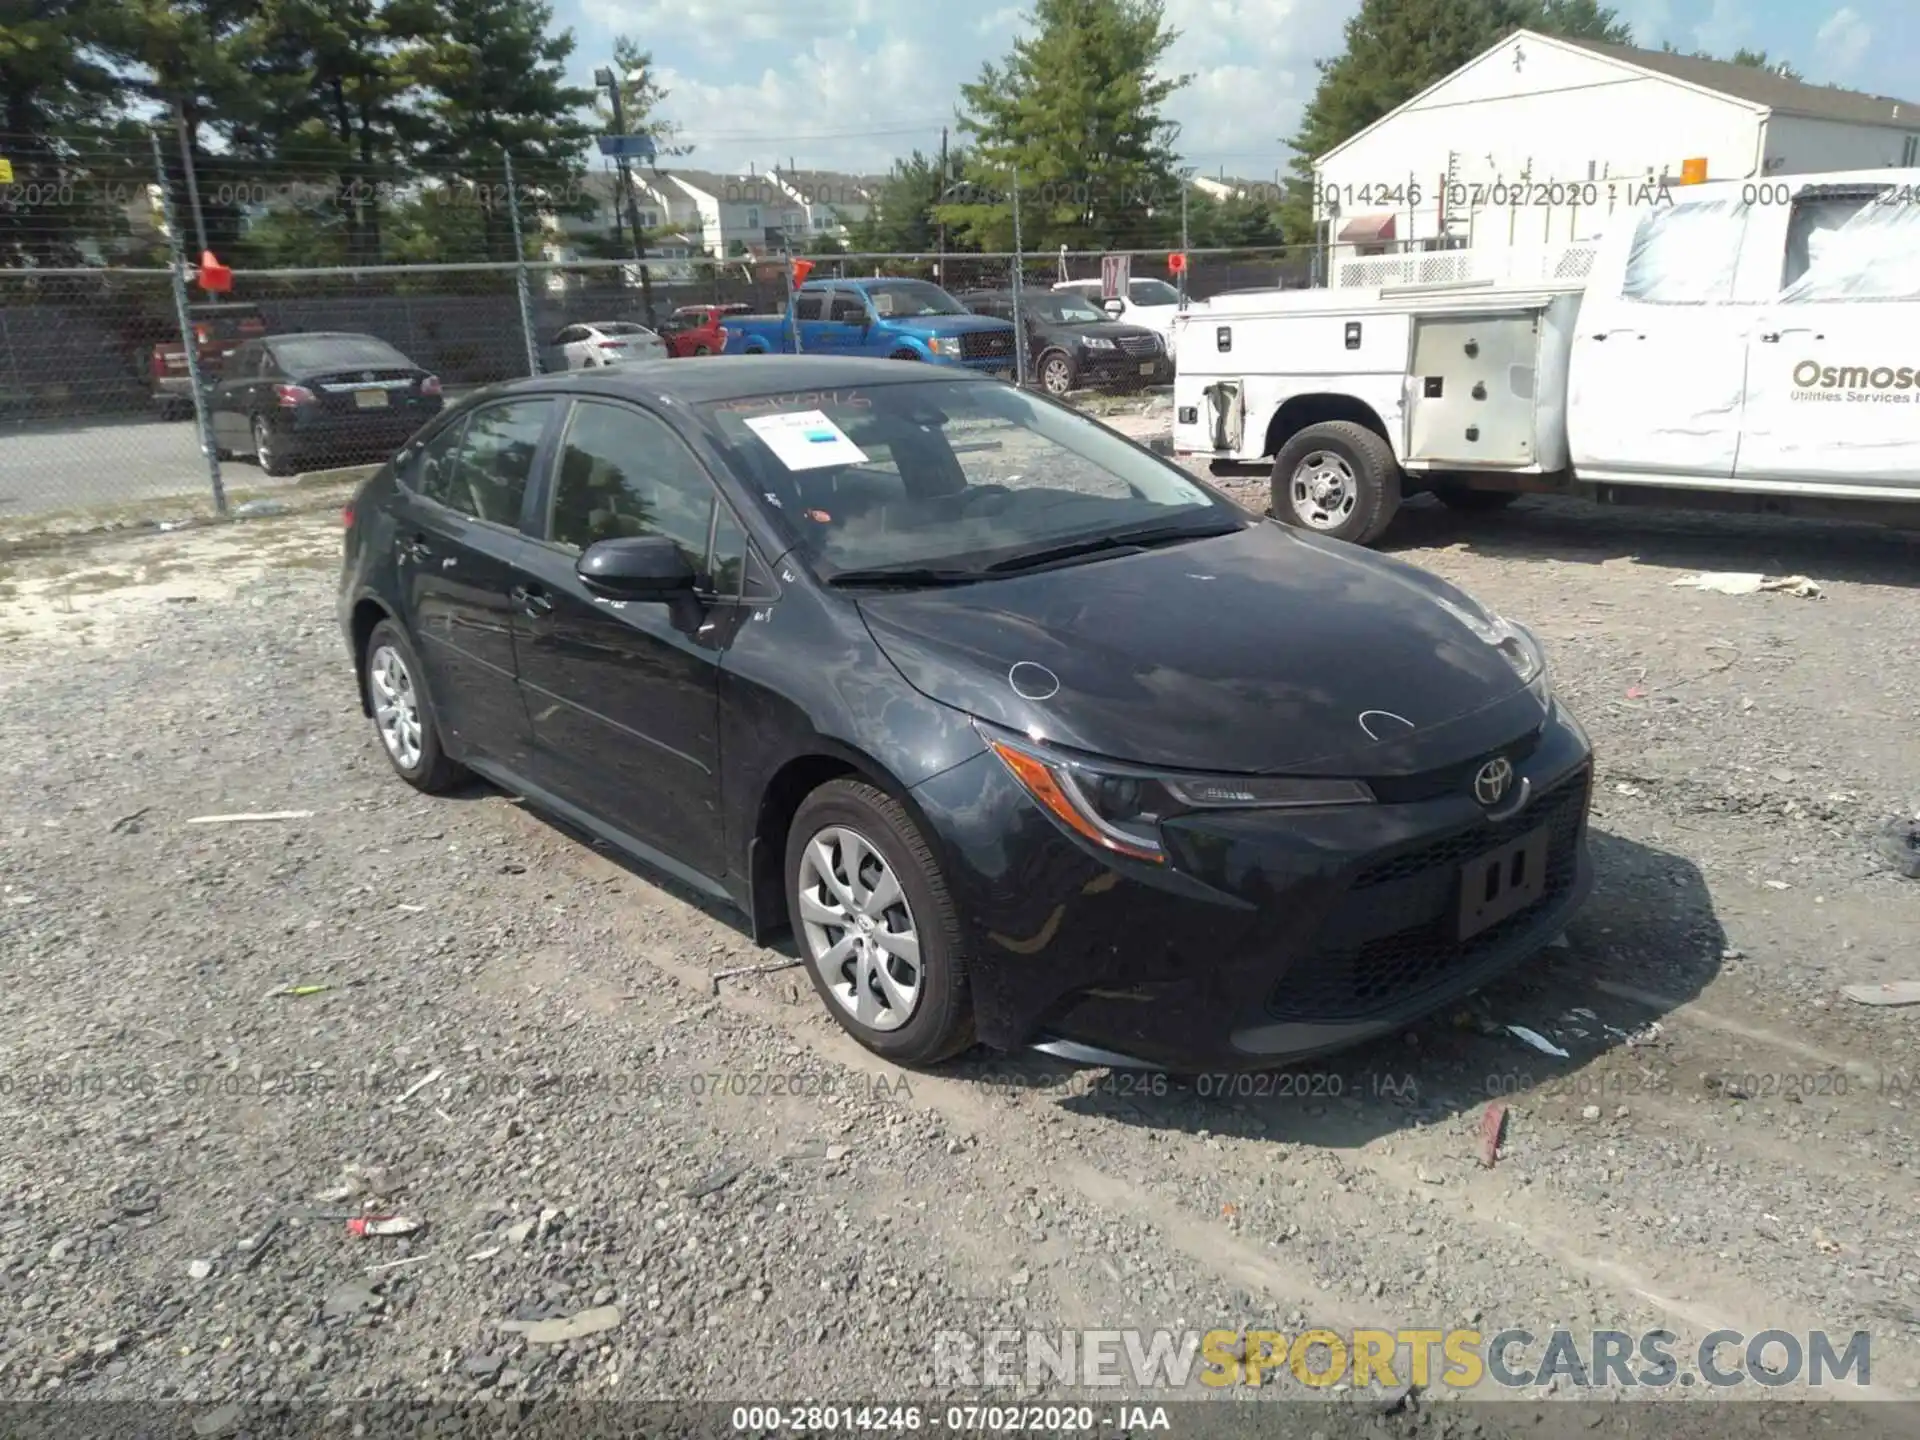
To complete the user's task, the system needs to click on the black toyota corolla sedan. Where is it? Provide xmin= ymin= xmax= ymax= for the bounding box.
xmin=338 ymin=356 xmax=1592 ymax=1071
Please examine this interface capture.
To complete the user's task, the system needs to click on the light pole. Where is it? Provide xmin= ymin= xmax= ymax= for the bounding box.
xmin=594 ymin=65 xmax=656 ymax=325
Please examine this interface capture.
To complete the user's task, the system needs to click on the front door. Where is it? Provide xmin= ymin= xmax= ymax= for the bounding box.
xmin=1735 ymin=182 xmax=1920 ymax=492
xmin=1567 ymin=194 xmax=1754 ymax=479
xmin=510 ymin=397 xmax=727 ymax=877
xmin=395 ymin=398 xmax=556 ymax=769
xmin=209 ymin=341 xmax=261 ymax=452
xmin=820 ymin=289 xmax=870 ymax=353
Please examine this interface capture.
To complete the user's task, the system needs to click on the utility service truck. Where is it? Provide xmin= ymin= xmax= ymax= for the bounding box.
xmin=1172 ymin=167 xmax=1920 ymax=545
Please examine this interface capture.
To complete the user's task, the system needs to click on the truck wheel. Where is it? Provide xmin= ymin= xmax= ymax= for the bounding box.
xmin=1430 ymin=484 xmax=1518 ymax=513
xmin=1271 ymin=421 xmax=1401 ymax=546
xmin=1037 ymin=350 xmax=1075 ymax=396
xmin=889 ymin=349 xmax=920 ymax=362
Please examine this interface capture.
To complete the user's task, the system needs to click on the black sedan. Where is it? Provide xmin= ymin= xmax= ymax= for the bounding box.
xmin=337 ymin=356 xmax=1592 ymax=1072
xmin=960 ymin=289 xmax=1170 ymax=397
xmin=211 ymin=332 xmax=443 ymax=477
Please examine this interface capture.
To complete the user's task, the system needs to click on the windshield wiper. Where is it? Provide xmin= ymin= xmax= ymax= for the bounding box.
xmin=982 ymin=520 xmax=1240 ymax=574
xmin=826 ymin=565 xmax=987 ymax=589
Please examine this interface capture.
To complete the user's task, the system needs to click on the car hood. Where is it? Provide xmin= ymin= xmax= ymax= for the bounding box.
xmin=887 ymin=314 xmax=1016 ymax=336
xmin=1058 ymin=320 xmax=1158 ymax=343
xmin=856 ymin=521 xmax=1549 ymax=776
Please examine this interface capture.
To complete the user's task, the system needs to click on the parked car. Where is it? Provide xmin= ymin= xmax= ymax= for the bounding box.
xmin=148 ymin=301 xmax=266 ymax=418
xmin=658 ymin=303 xmax=753 ymax=357
xmin=959 ymin=288 xmax=1170 ymax=396
xmin=543 ymin=321 xmax=669 ymax=372
xmin=339 ymin=355 xmax=1592 ymax=1072
xmin=723 ymin=278 xmax=1018 ymax=373
xmin=210 ymin=332 xmax=442 ymax=477
xmin=1054 ymin=277 xmax=1182 ymax=347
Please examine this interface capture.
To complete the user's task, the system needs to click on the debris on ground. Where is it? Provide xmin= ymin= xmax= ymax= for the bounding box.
xmin=709 ymin=957 xmax=804 ymax=995
xmin=1506 ymin=1025 xmax=1570 ymax=1059
xmin=346 ymin=1216 xmax=421 ymax=1238
xmin=1478 ymin=1101 xmax=1508 ymax=1168
xmin=1873 ymin=820 xmax=1920 ymax=879
xmin=109 ymin=807 xmax=152 ymax=833
xmin=273 ymin=983 xmax=332 ymax=998
xmin=1669 ymin=572 xmax=1824 ymax=599
xmin=1840 ymin=982 xmax=1920 ymax=1008
xmin=396 ymin=1068 xmax=444 ymax=1103
xmin=686 ymin=1161 xmax=746 ymax=1197
xmin=232 ymin=499 xmax=290 ymax=518
xmin=186 ymin=810 xmax=314 ymax=824
xmin=498 ymin=1305 xmax=622 ymax=1344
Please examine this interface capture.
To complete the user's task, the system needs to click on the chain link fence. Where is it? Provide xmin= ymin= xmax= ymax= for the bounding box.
xmin=1 ymin=129 xmax=1323 ymax=527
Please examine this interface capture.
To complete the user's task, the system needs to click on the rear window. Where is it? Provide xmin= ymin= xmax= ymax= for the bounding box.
xmin=596 ymin=322 xmax=650 ymax=336
xmin=271 ymin=335 xmax=412 ymax=372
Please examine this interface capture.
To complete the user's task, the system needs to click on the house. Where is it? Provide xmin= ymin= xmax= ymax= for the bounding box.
xmin=768 ymin=169 xmax=875 ymax=244
xmin=633 ymin=169 xmax=803 ymax=256
xmin=1313 ymin=29 xmax=1920 ymax=258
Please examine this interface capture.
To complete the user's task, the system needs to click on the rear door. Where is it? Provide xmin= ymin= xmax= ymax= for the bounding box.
xmin=1734 ymin=181 xmax=1920 ymax=491
xmin=508 ymin=397 xmax=730 ymax=876
xmin=394 ymin=398 xmax=558 ymax=769
xmin=210 ymin=341 xmax=260 ymax=451
xmin=792 ymin=290 xmax=829 ymax=352
xmin=1566 ymin=193 xmax=1754 ymax=479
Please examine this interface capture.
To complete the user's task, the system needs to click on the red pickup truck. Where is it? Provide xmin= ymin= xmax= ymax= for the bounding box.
xmin=657 ymin=303 xmax=752 ymax=358
xmin=149 ymin=302 xmax=266 ymax=418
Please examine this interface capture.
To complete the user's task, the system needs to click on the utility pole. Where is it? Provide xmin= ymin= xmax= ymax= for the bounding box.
xmin=172 ymin=100 xmax=209 ymax=258
xmin=1178 ymin=169 xmax=1190 ymax=310
xmin=596 ymin=65 xmax=657 ymax=326
xmin=937 ymin=125 xmax=948 ymax=277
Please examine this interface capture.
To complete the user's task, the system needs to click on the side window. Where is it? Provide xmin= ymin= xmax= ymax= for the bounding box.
xmin=225 ymin=343 xmax=257 ymax=380
xmin=1620 ymin=198 xmax=1748 ymax=304
xmin=1780 ymin=189 xmax=1920 ymax=302
xmin=707 ymin=503 xmax=748 ymax=599
xmin=828 ymin=293 xmax=866 ymax=323
xmin=547 ymin=401 xmax=716 ymax=565
xmin=431 ymin=400 xmax=550 ymax=525
xmin=794 ymin=293 xmax=824 ymax=322
xmin=407 ymin=415 xmax=469 ymax=501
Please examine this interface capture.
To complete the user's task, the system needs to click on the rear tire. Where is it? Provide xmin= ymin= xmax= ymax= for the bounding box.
xmin=786 ymin=779 xmax=974 ymax=1067
xmin=253 ymin=415 xmax=294 ymax=477
xmin=1270 ymin=420 xmax=1401 ymax=546
xmin=1430 ymin=484 xmax=1519 ymax=512
xmin=889 ymin=349 xmax=921 ymax=362
xmin=363 ymin=621 xmax=465 ymax=794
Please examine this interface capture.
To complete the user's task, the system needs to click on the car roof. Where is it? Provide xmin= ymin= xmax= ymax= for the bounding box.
xmin=801 ymin=276 xmax=936 ymax=291
xmin=266 ymin=331 xmax=392 ymax=344
xmin=468 ymin=354 xmax=996 ymax=407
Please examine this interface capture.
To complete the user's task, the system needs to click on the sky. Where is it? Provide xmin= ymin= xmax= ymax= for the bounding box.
xmin=555 ymin=0 xmax=1920 ymax=182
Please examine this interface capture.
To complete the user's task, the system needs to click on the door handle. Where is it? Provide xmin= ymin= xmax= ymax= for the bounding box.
xmin=510 ymin=584 xmax=553 ymax=618
xmin=398 ymin=534 xmax=431 ymax=561
xmin=1758 ymin=329 xmax=1823 ymax=343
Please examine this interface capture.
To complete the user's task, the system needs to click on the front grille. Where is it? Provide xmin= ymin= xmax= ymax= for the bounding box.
xmin=960 ymin=330 xmax=1014 ymax=360
xmin=1366 ymin=727 xmax=1545 ymax=805
xmin=1114 ymin=334 xmax=1159 ymax=359
xmin=1267 ymin=766 xmax=1590 ymax=1022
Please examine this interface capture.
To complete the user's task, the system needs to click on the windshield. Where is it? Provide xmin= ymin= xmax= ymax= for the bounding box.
xmin=1033 ymin=294 xmax=1105 ymax=324
xmin=864 ymin=281 xmax=967 ymax=318
xmin=271 ymin=335 xmax=411 ymax=372
xmin=1128 ymin=279 xmax=1180 ymax=306
xmin=700 ymin=379 xmax=1238 ymax=579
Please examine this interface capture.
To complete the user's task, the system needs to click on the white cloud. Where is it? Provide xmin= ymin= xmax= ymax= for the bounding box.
xmin=1813 ymin=6 xmax=1872 ymax=78
xmin=579 ymin=0 xmax=882 ymax=59
xmin=1690 ymin=0 xmax=1753 ymax=57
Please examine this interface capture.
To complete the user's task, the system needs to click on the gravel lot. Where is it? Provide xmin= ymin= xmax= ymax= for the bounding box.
xmin=3 ymin=453 xmax=1920 ymax=1435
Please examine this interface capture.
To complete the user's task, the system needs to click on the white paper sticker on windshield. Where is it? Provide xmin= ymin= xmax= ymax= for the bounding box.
xmin=743 ymin=410 xmax=868 ymax=471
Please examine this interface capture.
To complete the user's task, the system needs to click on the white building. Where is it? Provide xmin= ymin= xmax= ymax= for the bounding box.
xmin=628 ymin=169 xmax=803 ymax=256
xmin=1314 ymin=29 xmax=1920 ymax=261
xmin=769 ymin=169 xmax=875 ymax=245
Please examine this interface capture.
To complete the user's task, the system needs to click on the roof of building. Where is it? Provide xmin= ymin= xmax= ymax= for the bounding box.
xmin=654 ymin=169 xmax=791 ymax=206
xmin=1556 ymin=35 xmax=1920 ymax=127
xmin=773 ymin=170 xmax=875 ymax=206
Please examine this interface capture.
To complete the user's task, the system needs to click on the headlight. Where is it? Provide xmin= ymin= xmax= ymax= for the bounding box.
xmin=1081 ymin=336 xmax=1116 ymax=350
xmin=985 ymin=733 xmax=1374 ymax=865
xmin=1432 ymin=597 xmax=1546 ymax=686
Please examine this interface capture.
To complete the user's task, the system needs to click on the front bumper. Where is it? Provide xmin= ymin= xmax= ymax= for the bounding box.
xmin=909 ymin=706 xmax=1594 ymax=1071
xmin=1079 ymin=350 xmax=1172 ymax=388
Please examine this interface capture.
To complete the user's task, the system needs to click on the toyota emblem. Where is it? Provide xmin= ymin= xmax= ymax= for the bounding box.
xmin=1473 ymin=757 xmax=1514 ymax=807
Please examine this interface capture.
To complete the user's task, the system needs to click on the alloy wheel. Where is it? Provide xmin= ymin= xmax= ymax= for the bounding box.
xmin=795 ymin=825 xmax=922 ymax=1032
xmin=253 ymin=416 xmax=275 ymax=471
xmin=368 ymin=644 xmax=424 ymax=771
xmin=1042 ymin=355 xmax=1073 ymax=396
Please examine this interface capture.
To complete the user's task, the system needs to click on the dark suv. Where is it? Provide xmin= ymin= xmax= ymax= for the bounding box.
xmin=959 ymin=289 xmax=1169 ymax=397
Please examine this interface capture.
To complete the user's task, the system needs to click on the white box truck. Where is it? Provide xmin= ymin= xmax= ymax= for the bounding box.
xmin=1171 ymin=168 xmax=1920 ymax=545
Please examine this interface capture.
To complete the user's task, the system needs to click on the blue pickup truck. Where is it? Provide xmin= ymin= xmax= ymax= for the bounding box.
xmin=723 ymin=277 xmax=1019 ymax=374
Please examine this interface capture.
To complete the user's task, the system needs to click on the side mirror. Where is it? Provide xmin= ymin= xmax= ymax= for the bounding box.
xmin=576 ymin=534 xmax=697 ymax=599
xmin=1102 ymin=298 xmax=1125 ymax=319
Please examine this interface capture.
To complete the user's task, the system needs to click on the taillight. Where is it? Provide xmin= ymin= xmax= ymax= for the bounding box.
xmin=420 ymin=375 xmax=442 ymax=396
xmin=275 ymin=384 xmax=315 ymax=407
xmin=341 ymin=504 xmax=355 ymax=529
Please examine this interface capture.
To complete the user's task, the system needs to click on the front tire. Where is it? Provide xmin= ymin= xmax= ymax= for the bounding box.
xmin=1038 ymin=350 xmax=1075 ymax=397
xmin=1270 ymin=420 xmax=1401 ymax=546
xmin=786 ymin=779 xmax=974 ymax=1066
xmin=889 ymin=349 xmax=921 ymax=362
xmin=363 ymin=621 xmax=464 ymax=793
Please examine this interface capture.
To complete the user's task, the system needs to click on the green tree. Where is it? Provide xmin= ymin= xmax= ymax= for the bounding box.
xmin=850 ymin=149 xmax=959 ymax=252
xmin=593 ymin=35 xmax=687 ymax=160
xmin=0 ymin=1 xmax=141 ymax=264
xmin=1279 ymin=0 xmax=1634 ymax=241
xmin=395 ymin=0 xmax=593 ymax=261
xmin=943 ymin=0 xmax=1189 ymax=251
